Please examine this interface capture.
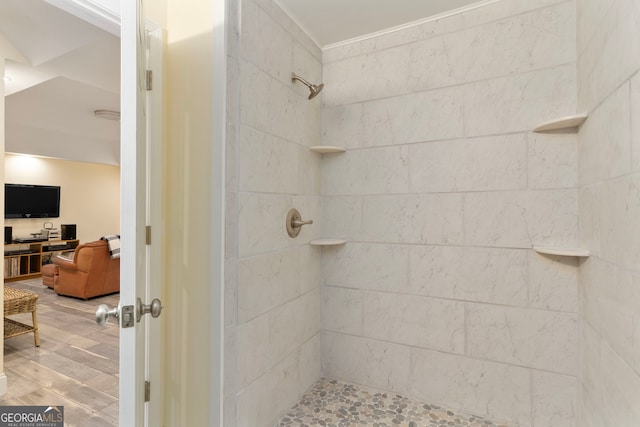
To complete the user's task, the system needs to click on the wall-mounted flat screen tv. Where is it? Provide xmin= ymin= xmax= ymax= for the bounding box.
xmin=5 ymin=184 xmax=61 ymax=219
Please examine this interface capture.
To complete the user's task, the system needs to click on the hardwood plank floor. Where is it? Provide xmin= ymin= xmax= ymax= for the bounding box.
xmin=0 ymin=278 xmax=120 ymax=426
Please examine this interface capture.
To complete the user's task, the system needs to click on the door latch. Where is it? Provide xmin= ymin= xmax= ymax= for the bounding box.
xmin=121 ymin=305 xmax=135 ymax=328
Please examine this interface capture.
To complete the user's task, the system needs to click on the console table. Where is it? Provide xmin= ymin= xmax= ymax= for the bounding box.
xmin=4 ymin=239 xmax=79 ymax=282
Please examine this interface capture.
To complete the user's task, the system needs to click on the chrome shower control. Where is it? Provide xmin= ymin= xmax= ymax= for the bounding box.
xmin=286 ymin=208 xmax=313 ymax=238
xmin=292 ymin=218 xmax=313 ymax=227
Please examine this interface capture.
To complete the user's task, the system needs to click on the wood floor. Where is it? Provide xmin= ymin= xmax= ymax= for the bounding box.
xmin=0 ymin=278 xmax=120 ymax=426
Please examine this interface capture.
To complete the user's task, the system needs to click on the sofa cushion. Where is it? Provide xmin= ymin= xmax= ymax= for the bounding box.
xmin=41 ymin=263 xmax=59 ymax=289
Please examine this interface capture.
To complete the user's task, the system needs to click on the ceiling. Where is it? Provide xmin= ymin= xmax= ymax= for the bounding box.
xmin=1 ymin=0 xmax=120 ymax=166
xmin=275 ymin=0 xmax=487 ymax=47
xmin=2 ymin=0 xmax=485 ymax=166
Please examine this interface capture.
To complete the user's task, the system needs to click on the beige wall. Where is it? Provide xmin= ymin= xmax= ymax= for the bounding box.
xmin=162 ymin=0 xmax=215 ymax=424
xmin=4 ymin=154 xmax=120 ymax=243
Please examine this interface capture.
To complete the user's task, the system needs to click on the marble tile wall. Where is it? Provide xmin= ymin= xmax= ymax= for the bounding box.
xmin=225 ymin=0 xmax=323 ymax=425
xmin=321 ymin=1 xmax=579 ymax=426
xmin=224 ymin=1 xmax=240 ymax=425
xmin=576 ymin=0 xmax=640 ymax=425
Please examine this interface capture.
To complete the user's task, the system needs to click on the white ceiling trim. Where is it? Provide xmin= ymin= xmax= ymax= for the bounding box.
xmin=321 ymin=0 xmax=500 ymax=51
xmin=44 ymin=0 xmax=121 ymax=36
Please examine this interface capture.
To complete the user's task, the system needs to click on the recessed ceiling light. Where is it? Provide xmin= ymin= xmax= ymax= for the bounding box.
xmin=3 ymin=76 xmax=12 ymax=82
xmin=94 ymin=110 xmax=120 ymax=121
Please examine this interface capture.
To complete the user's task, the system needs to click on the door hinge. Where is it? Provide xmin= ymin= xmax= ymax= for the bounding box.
xmin=146 ymin=70 xmax=153 ymax=91
xmin=146 ymin=225 xmax=152 ymax=245
xmin=144 ymin=381 xmax=151 ymax=402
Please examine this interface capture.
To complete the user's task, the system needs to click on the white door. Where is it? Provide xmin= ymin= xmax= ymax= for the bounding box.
xmin=7 ymin=0 xmax=162 ymax=423
xmin=81 ymin=0 xmax=163 ymax=424
xmin=118 ymin=0 xmax=163 ymax=425
xmin=143 ymin=24 xmax=164 ymax=427
xmin=93 ymin=0 xmax=162 ymax=424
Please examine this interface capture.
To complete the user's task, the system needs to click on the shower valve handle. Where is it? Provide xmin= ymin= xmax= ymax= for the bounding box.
xmin=286 ymin=208 xmax=313 ymax=238
xmin=292 ymin=218 xmax=313 ymax=227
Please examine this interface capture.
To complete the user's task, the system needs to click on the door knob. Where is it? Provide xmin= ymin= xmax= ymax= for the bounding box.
xmin=137 ymin=298 xmax=163 ymax=322
xmin=96 ymin=303 xmax=135 ymax=328
xmin=96 ymin=304 xmax=119 ymax=326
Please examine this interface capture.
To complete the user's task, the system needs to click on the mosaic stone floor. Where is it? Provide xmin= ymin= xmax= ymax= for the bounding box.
xmin=275 ymin=378 xmax=513 ymax=427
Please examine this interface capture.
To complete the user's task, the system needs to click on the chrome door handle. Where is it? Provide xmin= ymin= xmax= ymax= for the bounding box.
xmin=96 ymin=304 xmax=119 ymax=326
xmin=96 ymin=303 xmax=135 ymax=328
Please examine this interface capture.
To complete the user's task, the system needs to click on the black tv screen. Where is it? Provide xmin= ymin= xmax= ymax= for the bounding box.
xmin=5 ymin=184 xmax=61 ymax=219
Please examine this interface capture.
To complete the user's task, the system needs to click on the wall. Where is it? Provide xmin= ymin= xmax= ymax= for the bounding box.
xmin=225 ymin=0 xmax=323 ymax=425
xmin=162 ymin=0 xmax=215 ymax=424
xmin=0 ymin=48 xmax=6 ymax=395
xmin=577 ymin=0 xmax=640 ymax=426
xmin=4 ymin=154 xmax=119 ymax=242
xmin=321 ymin=1 xmax=578 ymax=425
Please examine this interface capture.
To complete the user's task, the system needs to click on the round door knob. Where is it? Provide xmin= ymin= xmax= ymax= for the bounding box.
xmin=148 ymin=298 xmax=163 ymax=318
xmin=96 ymin=304 xmax=119 ymax=326
xmin=137 ymin=298 xmax=163 ymax=322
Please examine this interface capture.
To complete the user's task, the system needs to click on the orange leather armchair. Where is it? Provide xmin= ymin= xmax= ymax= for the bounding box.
xmin=53 ymin=240 xmax=120 ymax=299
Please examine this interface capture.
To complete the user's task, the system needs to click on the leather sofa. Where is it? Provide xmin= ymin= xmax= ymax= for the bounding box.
xmin=52 ymin=240 xmax=120 ymax=299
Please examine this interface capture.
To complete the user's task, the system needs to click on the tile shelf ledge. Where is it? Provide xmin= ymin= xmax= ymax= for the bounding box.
xmin=533 ymin=113 xmax=588 ymax=133
xmin=309 ymin=146 xmax=346 ymax=154
xmin=532 ymin=245 xmax=590 ymax=257
xmin=310 ymin=238 xmax=347 ymax=246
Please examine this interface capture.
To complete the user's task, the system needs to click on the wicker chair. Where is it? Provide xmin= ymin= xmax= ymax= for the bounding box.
xmin=4 ymin=286 xmax=40 ymax=346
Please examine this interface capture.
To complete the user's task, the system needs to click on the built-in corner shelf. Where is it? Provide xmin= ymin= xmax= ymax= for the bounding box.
xmin=309 ymin=146 xmax=346 ymax=154
xmin=310 ymin=238 xmax=347 ymax=246
xmin=532 ymin=245 xmax=590 ymax=258
xmin=533 ymin=113 xmax=588 ymax=133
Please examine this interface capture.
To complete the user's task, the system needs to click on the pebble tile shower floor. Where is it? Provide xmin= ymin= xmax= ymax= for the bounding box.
xmin=275 ymin=378 xmax=513 ymax=427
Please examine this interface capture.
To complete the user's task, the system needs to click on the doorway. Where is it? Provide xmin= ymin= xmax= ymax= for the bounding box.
xmin=3 ymin=0 xmax=226 ymax=424
xmin=1 ymin=1 xmax=122 ymax=424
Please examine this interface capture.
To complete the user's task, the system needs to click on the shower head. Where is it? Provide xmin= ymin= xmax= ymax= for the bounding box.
xmin=291 ymin=73 xmax=324 ymax=100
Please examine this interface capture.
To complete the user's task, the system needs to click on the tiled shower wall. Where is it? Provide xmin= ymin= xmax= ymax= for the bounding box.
xmin=576 ymin=0 xmax=640 ymax=426
xmin=225 ymin=0 xmax=324 ymax=425
xmin=321 ymin=1 xmax=579 ymax=425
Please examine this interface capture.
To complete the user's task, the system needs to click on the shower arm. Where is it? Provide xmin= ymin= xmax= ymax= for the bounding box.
xmin=291 ymin=73 xmax=313 ymax=88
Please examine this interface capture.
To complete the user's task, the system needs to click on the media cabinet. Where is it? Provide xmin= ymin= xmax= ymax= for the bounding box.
xmin=3 ymin=239 xmax=79 ymax=282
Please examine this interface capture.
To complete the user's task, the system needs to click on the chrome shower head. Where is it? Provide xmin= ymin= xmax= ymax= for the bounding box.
xmin=291 ymin=73 xmax=324 ymax=100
